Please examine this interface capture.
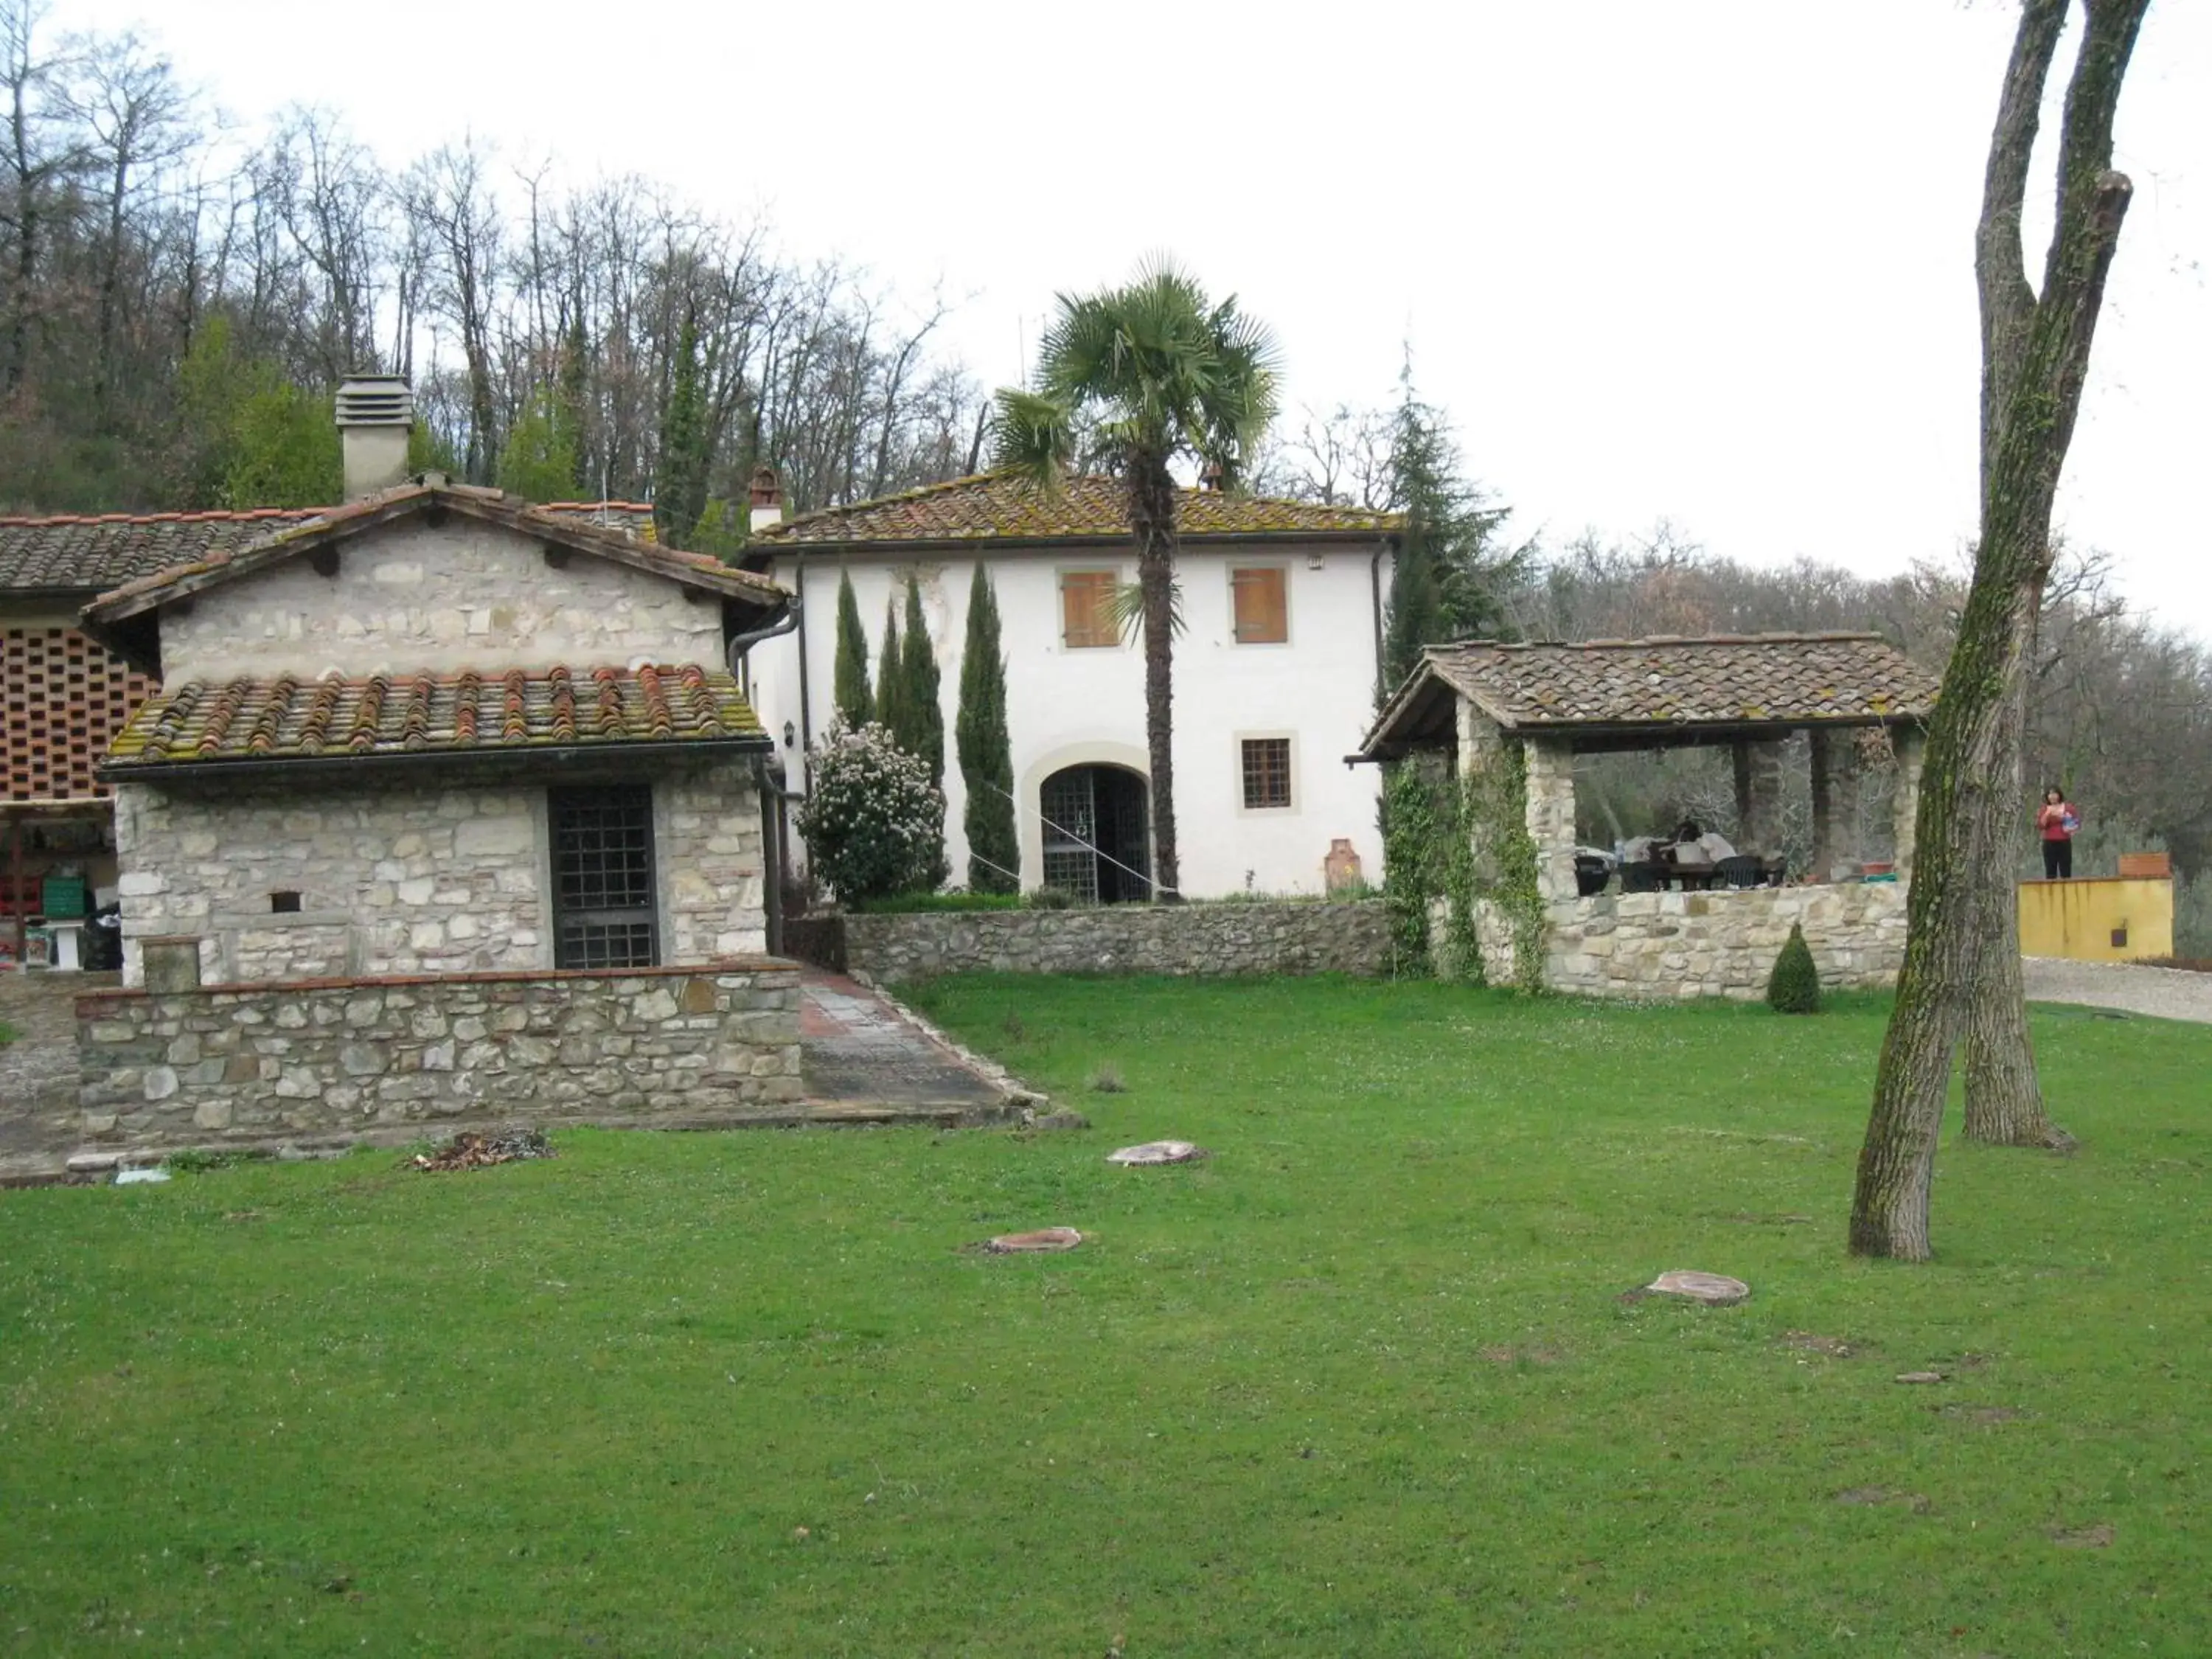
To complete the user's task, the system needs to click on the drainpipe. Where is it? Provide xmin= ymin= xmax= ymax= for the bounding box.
xmin=725 ymin=593 xmax=801 ymax=690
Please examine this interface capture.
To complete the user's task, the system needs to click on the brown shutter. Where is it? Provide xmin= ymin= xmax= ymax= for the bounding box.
xmin=1231 ymin=568 xmax=1287 ymax=644
xmin=1061 ymin=571 xmax=1116 ymax=648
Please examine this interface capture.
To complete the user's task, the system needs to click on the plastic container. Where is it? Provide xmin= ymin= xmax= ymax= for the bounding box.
xmin=41 ymin=875 xmax=88 ymax=918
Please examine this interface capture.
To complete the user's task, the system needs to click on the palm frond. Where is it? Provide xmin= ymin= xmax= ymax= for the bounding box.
xmin=1108 ymin=577 xmax=1186 ymax=644
xmin=988 ymin=388 xmax=1076 ymax=487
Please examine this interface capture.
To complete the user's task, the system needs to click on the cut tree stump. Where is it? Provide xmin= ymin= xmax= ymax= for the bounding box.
xmin=1642 ymin=1270 xmax=1750 ymax=1306
xmin=1107 ymin=1141 xmax=1205 ymax=1166
xmin=984 ymin=1227 xmax=1082 ymax=1253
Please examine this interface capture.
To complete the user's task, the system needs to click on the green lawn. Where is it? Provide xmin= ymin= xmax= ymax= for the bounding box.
xmin=3 ymin=978 xmax=2207 ymax=1657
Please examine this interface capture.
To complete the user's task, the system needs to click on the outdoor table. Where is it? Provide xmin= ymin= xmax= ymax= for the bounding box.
xmin=1663 ymin=862 xmax=1718 ymax=891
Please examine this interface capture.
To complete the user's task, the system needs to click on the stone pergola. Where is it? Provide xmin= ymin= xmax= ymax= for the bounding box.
xmin=1355 ymin=633 xmax=1942 ymax=998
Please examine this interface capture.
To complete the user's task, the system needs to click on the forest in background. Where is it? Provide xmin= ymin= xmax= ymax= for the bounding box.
xmin=4 ymin=6 xmax=2202 ymax=941
xmin=0 ymin=5 xmax=982 ymax=544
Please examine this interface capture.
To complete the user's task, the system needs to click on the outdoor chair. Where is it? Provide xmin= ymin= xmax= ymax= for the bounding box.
xmin=1621 ymin=862 xmax=1663 ymax=894
xmin=1716 ymin=855 xmax=1765 ymax=889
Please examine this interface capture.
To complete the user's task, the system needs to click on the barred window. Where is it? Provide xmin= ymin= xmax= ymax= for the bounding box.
xmin=550 ymin=786 xmax=659 ymax=969
xmin=1240 ymin=738 xmax=1292 ymax=810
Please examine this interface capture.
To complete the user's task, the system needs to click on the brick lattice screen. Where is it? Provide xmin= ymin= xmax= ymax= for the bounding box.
xmin=3 ymin=626 xmax=154 ymax=801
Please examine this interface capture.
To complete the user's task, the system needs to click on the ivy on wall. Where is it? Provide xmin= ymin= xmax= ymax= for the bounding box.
xmin=1461 ymin=737 xmax=1548 ymax=994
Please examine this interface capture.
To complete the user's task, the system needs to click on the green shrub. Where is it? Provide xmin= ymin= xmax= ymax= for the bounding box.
xmin=1024 ymin=886 xmax=1076 ymax=911
xmin=796 ymin=720 xmax=945 ymax=905
xmin=1765 ymin=923 xmax=1822 ymax=1014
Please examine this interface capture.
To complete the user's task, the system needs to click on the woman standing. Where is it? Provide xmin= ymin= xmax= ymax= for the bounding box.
xmin=2036 ymin=786 xmax=2079 ymax=880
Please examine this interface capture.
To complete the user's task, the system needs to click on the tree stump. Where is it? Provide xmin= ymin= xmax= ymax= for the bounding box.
xmin=1106 ymin=1141 xmax=1205 ymax=1166
xmin=984 ymin=1227 xmax=1082 ymax=1253
xmin=1643 ymin=1270 xmax=1750 ymax=1305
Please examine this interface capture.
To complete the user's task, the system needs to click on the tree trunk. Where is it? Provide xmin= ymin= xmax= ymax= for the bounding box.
xmin=1963 ymin=641 xmax=2072 ymax=1147
xmin=1851 ymin=0 xmax=2146 ymax=1259
xmin=1130 ymin=454 xmax=1181 ymax=901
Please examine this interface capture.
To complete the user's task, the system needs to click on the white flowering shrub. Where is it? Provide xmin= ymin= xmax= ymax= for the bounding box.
xmin=796 ymin=720 xmax=947 ymax=904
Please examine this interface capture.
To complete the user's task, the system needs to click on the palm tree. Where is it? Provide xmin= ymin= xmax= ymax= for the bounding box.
xmin=990 ymin=260 xmax=1279 ymax=901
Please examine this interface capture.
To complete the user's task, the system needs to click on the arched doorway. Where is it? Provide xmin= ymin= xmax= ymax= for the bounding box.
xmin=1039 ymin=765 xmax=1152 ymax=903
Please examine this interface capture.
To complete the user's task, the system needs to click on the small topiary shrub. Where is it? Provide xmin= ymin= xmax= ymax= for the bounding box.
xmin=1766 ymin=922 xmax=1823 ymax=1014
xmin=796 ymin=720 xmax=946 ymax=905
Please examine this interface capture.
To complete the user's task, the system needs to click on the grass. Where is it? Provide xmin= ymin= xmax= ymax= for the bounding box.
xmin=2 ymin=977 xmax=2208 ymax=1655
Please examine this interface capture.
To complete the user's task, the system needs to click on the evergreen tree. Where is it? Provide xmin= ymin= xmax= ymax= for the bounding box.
xmin=496 ymin=386 xmax=579 ymax=504
xmin=1766 ymin=924 xmax=1823 ymax=1014
xmin=1380 ymin=365 xmax=1520 ymax=694
xmin=832 ymin=568 xmax=874 ymax=726
xmin=558 ymin=314 xmax=593 ymax=496
xmin=898 ymin=577 xmax=945 ymax=787
xmin=655 ymin=312 xmax=709 ymax=546
xmin=876 ymin=598 xmax=905 ymax=748
xmin=956 ymin=563 xmax=1018 ymax=893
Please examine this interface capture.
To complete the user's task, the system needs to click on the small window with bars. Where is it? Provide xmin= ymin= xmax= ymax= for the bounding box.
xmin=1060 ymin=569 xmax=1120 ymax=649
xmin=1240 ymin=738 xmax=1292 ymax=810
xmin=550 ymin=785 xmax=659 ymax=969
xmin=1231 ymin=566 xmax=1288 ymax=644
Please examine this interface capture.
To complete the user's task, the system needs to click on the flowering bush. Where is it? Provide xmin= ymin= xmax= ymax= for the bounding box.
xmin=796 ymin=720 xmax=947 ymax=904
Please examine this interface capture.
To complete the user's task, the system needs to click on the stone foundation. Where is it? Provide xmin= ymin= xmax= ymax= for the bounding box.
xmin=76 ymin=961 xmax=803 ymax=1150
xmin=1463 ymin=883 xmax=1909 ymax=999
xmin=825 ymin=900 xmax=1389 ymax=981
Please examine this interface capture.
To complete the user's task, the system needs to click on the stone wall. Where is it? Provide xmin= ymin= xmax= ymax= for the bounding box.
xmin=76 ymin=961 xmax=803 ymax=1147
xmin=113 ymin=757 xmax=764 ymax=986
xmin=159 ymin=518 xmax=726 ymax=681
xmin=830 ymin=900 xmax=1390 ymax=981
xmin=1463 ymin=882 xmax=1909 ymax=1000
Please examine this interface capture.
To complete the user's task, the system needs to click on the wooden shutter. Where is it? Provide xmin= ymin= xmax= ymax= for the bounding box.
xmin=1060 ymin=571 xmax=1116 ymax=648
xmin=1231 ymin=568 xmax=1287 ymax=644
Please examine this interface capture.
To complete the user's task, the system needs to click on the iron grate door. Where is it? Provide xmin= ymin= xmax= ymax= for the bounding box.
xmin=550 ymin=785 xmax=659 ymax=969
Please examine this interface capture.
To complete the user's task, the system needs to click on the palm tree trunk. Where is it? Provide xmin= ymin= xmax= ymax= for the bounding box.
xmin=1130 ymin=456 xmax=1181 ymax=901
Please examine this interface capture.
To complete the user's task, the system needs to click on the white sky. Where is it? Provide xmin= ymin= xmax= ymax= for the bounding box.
xmin=53 ymin=0 xmax=2212 ymax=640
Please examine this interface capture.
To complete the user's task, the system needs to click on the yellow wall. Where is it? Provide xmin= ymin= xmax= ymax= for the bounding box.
xmin=2018 ymin=877 xmax=2174 ymax=961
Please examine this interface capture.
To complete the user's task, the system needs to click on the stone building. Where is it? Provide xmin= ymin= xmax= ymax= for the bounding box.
xmin=1356 ymin=633 xmax=1941 ymax=998
xmin=81 ymin=456 xmax=790 ymax=990
xmin=0 ymin=480 xmax=653 ymax=970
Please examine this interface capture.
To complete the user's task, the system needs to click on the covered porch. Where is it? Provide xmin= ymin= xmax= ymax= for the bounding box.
xmin=1357 ymin=633 xmax=1941 ymax=998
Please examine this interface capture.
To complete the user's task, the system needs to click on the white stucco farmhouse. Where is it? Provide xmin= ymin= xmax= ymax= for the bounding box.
xmin=741 ymin=472 xmax=1402 ymax=901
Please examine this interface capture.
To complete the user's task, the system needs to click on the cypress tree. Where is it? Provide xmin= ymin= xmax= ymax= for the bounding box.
xmin=899 ymin=577 xmax=945 ymax=787
xmin=956 ymin=563 xmax=1018 ymax=893
xmin=558 ymin=314 xmax=591 ymax=496
xmin=655 ymin=312 xmax=709 ymax=547
xmin=832 ymin=568 xmax=873 ymax=726
xmin=876 ymin=597 xmax=905 ymax=742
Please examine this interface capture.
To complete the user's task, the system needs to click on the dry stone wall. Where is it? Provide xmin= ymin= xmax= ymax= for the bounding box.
xmin=1464 ymin=883 xmax=1909 ymax=1000
xmin=76 ymin=962 xmax=803 ymax=1150
xmin=113 ymin=757 xmax=764 ymax=986
xmin=836 ymin=900 xmax=1388 ymax=981
xmin=159 ymin=518 xmax=727 ymax=681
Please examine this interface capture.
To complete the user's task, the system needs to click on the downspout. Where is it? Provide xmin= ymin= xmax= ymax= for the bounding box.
xmin=727 ymin=594 xmax=803 ymax=956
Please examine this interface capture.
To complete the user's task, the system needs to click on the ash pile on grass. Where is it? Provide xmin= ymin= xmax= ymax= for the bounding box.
xmin=409 ymin=1130 xmax=555 ymax=1172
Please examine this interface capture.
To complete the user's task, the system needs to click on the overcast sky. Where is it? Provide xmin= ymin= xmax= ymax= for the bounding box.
xmin=52 ymin=0 xmax=2211 ymax=638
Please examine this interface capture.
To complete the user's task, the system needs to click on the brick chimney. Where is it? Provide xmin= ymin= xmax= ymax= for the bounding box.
xmin=335 ymin=375 xmax=414 ymax=499
xmin=748 ymin=464 xmax=784 ymax=535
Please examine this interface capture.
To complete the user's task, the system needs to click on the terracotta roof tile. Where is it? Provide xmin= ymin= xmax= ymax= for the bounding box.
xmin=0 ymin=500 xmax=657 ymax=594
xmin=757 ymin=470 xmax=1402 ymax=549
xmin=102 ymin=663 xmax=764 ymax=775
xmin=1360 ymin=633 xmax=1940 ymax=757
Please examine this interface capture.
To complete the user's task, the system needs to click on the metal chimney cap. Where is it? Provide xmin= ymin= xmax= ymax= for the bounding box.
xmin=335 ymin=375 xmax=414 ymax=428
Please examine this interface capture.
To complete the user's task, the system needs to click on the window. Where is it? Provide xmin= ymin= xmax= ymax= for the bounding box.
xmin=550 ymin=785 xmax=659 ymax=969
xmin=1231 ymin=566 xmax=1288 ymax=644
xmin=269 ymin=891 xmax=302 ymax=914
xmin=1060 ymin=569 xmax=1119 ymax=649
xmin=1241 ymin=738 xmax=1292 ymax=810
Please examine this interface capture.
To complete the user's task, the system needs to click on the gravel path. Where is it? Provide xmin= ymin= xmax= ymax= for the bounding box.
xmin=2023 ymin=957 xmax=2212 ymax=1025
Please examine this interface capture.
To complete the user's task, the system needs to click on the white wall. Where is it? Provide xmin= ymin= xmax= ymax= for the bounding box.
xmin=745 ymin=541 xmax=1391 ymax=899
